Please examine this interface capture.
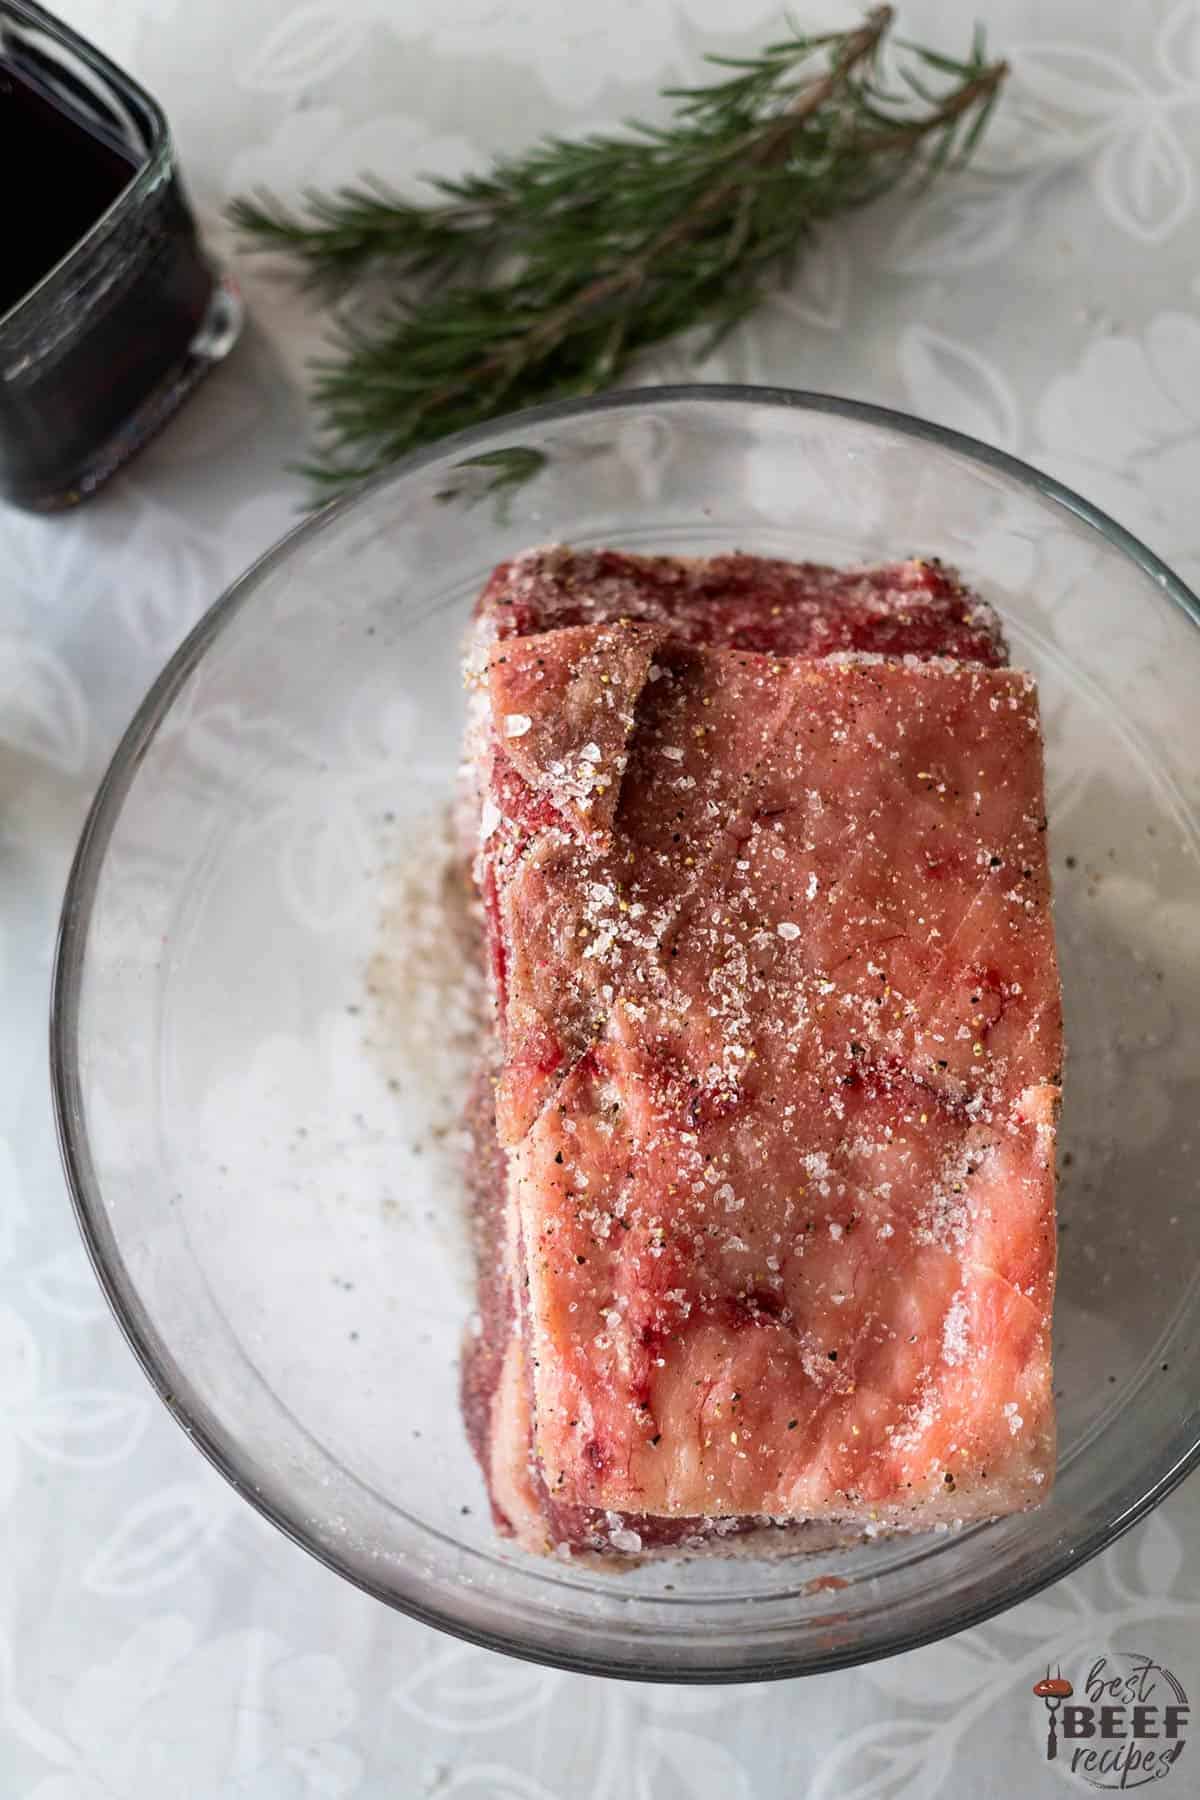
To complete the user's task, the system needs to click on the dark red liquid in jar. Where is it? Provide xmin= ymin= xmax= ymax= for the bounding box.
xmin=0 ymin=39 xmax=218 ymax=509
xmin=3 ymin=56 xmax=137 ymax=311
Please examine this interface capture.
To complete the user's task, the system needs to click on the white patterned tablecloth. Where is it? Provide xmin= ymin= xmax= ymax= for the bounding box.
xmin=3 ymin=2 xmax=1199 ymax=1795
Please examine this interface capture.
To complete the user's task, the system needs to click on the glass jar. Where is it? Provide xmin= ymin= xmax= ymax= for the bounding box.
xmin=0 ymin=0 xmax=242 ymax=510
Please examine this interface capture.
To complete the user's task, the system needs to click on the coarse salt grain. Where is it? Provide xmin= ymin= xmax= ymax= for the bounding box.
xmin=942 ymin=1294 xmax=969 ymax=1367
xmin=504 ymin=713 xmax=532 ymax=738
xmin=777 ymin=921 xmax=801 ymax=941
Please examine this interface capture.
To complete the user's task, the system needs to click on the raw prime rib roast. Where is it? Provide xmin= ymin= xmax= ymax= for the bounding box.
xmin=459 ymin=547 xmax=1061 ymax=1563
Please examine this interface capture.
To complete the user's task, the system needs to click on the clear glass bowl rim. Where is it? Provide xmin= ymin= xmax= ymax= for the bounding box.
xmin=49 ymin=384 xmax=1200 ymax=1682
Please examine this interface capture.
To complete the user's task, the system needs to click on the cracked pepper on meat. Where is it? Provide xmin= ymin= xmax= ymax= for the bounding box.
xmin=457 ymin=546 xmax=1061 ymax=1563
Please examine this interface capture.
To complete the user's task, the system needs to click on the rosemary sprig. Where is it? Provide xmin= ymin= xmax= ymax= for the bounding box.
xmin=231 ymin=7 xmax=1006 ymax=492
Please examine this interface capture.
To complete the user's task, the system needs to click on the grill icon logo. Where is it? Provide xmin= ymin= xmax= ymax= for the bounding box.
xmin=1033 ymin=1666 xmax=1075 ymax=1761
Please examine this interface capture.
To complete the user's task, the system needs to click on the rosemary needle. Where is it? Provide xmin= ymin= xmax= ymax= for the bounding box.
xmin=230 ymin=7 xmax=1007 ymax=493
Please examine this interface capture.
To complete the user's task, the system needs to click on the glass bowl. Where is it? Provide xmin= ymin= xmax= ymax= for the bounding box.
xmin=52 ymin=388 xmax=1200 ymax=1682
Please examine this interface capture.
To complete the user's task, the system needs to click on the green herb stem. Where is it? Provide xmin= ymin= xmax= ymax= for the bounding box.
xmin=230 ymin=6 xmax=1007 ymax=493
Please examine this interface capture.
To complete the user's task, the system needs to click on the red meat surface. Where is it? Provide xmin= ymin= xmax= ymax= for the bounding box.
xmin=475 ymin=546 xmax=1008 ymax=666
xmin=460 ymin=550 xmax=1059 ymax=1560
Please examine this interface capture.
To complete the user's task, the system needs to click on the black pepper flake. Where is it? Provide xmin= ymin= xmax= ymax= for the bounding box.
xmin=575 ymin=1254 xmax=586 ymax=1264
xmin=787 ymin=1419 xmax=798 ymax=1430
xmin=650 ymin=1433 xmax=662 ymax=1446
xmin=554 ymin=1151 xmax=564 ymax=1164
xmin=828 ymin=1350 xmax=838 ymax=1362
